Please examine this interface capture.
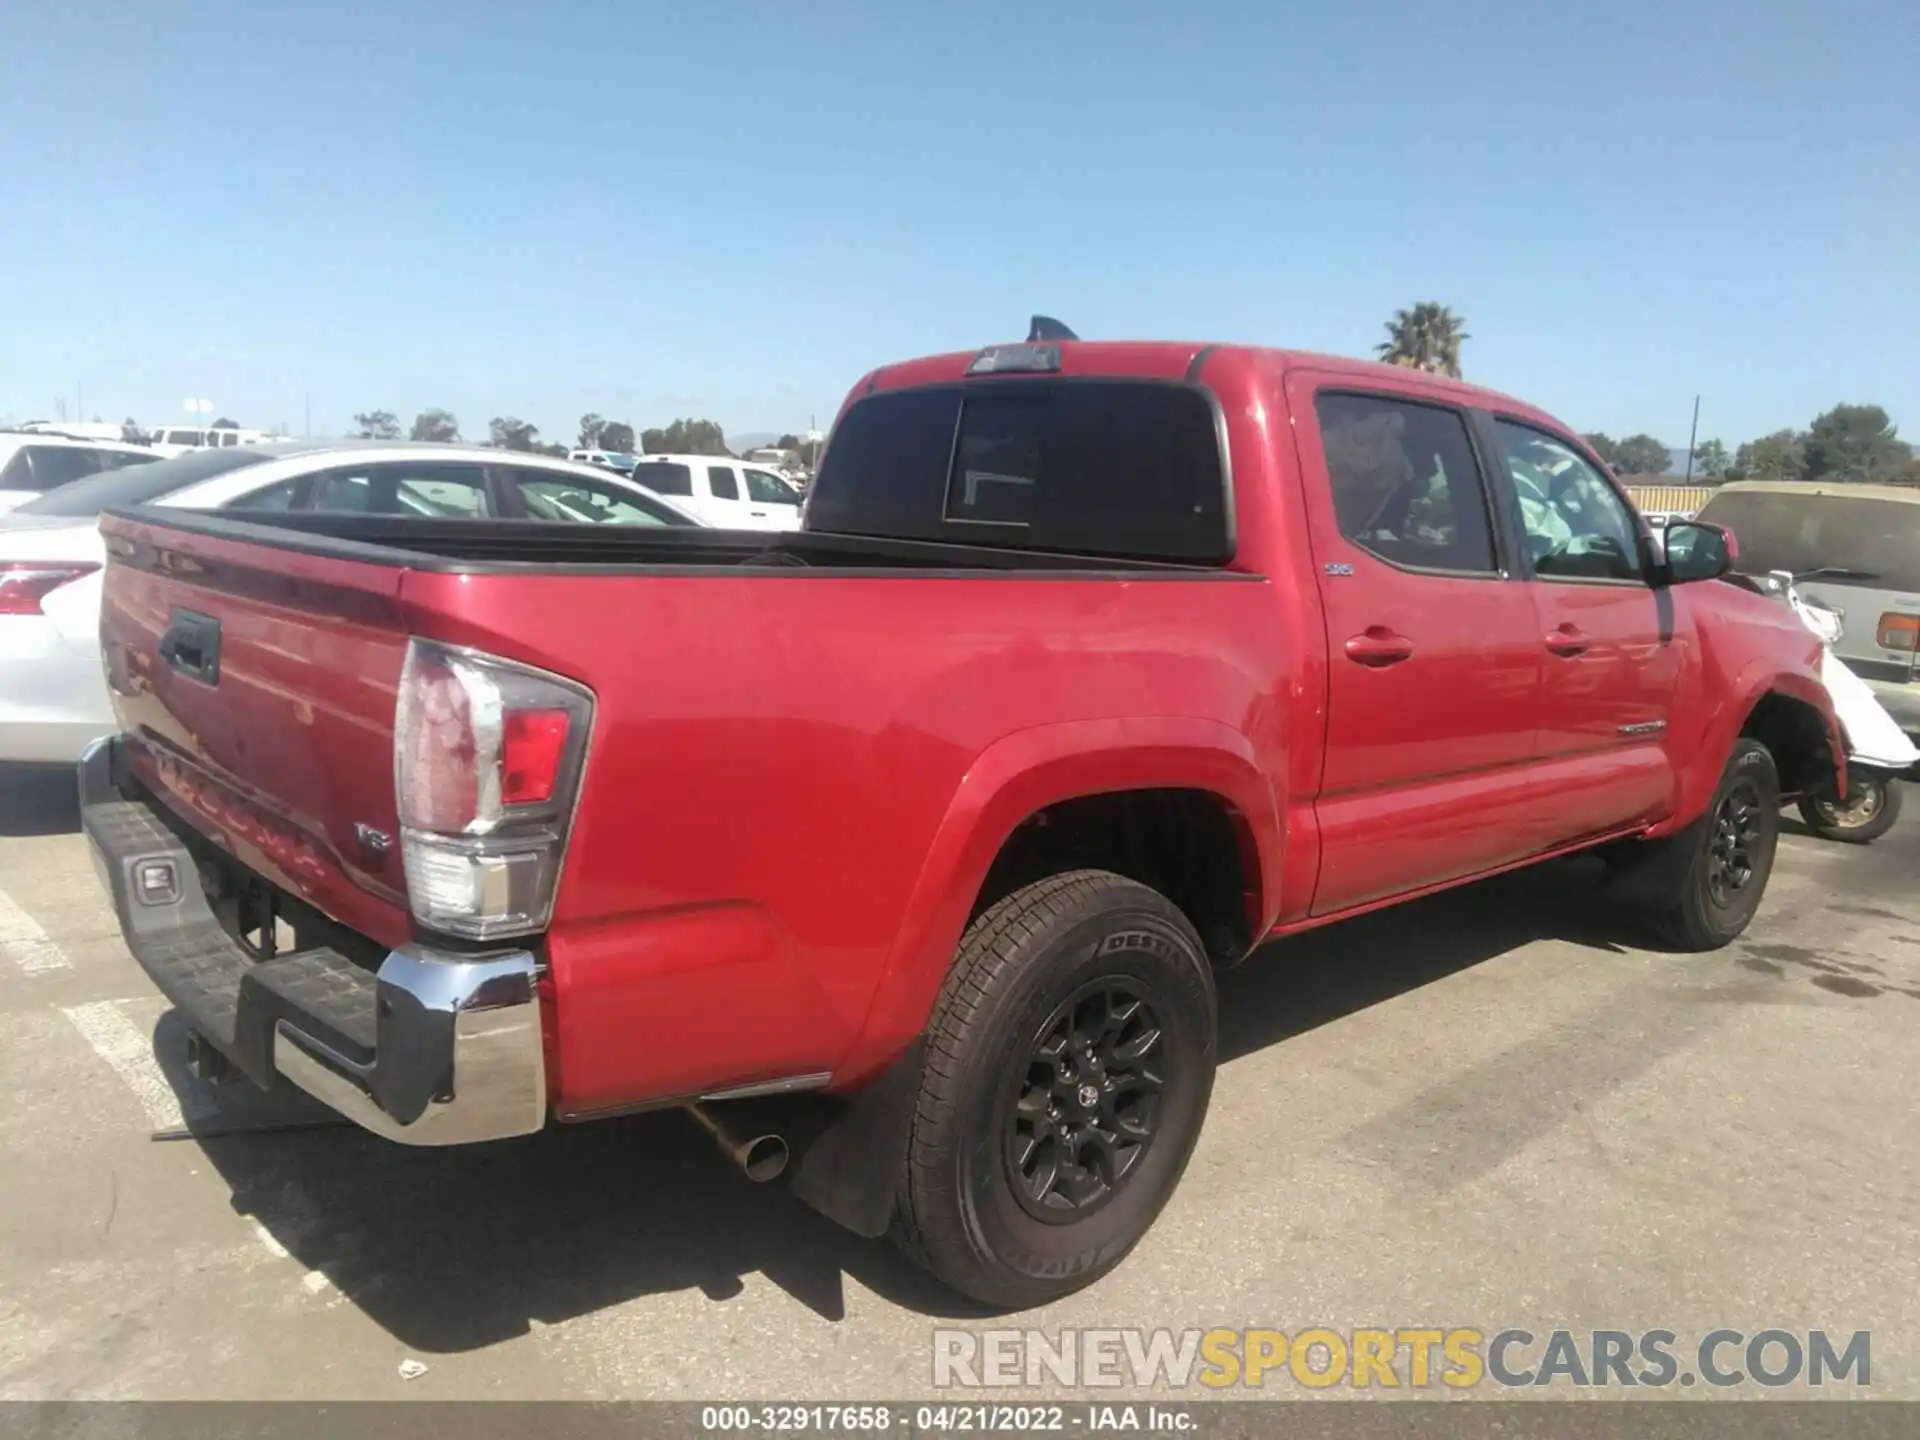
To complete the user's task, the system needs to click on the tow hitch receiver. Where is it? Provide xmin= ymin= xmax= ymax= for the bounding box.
xmin=184 ymin=1029 xmax=239 ymax=1086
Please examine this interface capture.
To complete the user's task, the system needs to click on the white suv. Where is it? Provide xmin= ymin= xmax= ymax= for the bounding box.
xmin=628 ymin=454 xmax=803 ymax=530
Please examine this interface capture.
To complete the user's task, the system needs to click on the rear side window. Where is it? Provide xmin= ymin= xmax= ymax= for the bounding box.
xmin=806 ymin=381 xmax=1230 ymax=563
xmin=22 ymin=445 xmax=105 ymax=491
xmin=636 ymin=462 xmax=693 ymax=497
xmin=707 ymin=465 xmax=740 ymax=500
xmin=12 ymin=446 xmax=273 ymax=516
xmin=310 ymin=463 xmax=492 ymax=517
xmin=96 ymin=450 xmax=159 ymax=472
xmin=227 ymin=480 xmax=301 ymax=512
xmin=509 ymin=468 xmax=688 ymax=526
xmin=1314 ymin=393 xmax=1497 ymax=574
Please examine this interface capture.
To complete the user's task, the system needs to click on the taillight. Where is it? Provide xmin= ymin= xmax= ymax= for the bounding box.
xmin=393 ymin=639 xmax=593 ymax=940
xmin=1876 ymin=613 xmax=1919 ymax=653
xmin=0 ymin=561 xmax=100 ymax=616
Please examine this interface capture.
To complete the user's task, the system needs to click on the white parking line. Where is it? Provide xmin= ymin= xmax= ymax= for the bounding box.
xmin=60 ymin=1000 xmax=217 ymax=1129
xmin=0 ymin=885 xmax=71 ymax=974
xmin=250 ymin=1219 xmax=291 ymax=1259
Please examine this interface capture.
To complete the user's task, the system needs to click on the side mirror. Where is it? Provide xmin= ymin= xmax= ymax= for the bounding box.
xmin=1660 ymin=521 xmax=1736 ymax=584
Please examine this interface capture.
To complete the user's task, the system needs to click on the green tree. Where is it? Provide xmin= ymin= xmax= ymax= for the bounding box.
xmin=352 ymin=410 xmax=401 ymax=440
xmin=536 ymin=441 xmax=568 ymax=457
xmin=120 ymin=417 xmax=144 ymax=444
xmin=410 ymin=409 xmax=459 ymax=443
xmin=1731 ymin=430 xmax=1807 ymax=483
xmin=211 ymin=417 xmax=238 ymax=430
xmin=1690 ymin=438 xmax=1729 ymax=480
xmin=639 ymin=417 xmax=730 ymax=456
xmin=1612 ymin=434 xmax=1673 ymax=476
xmin=1581 ymin=433 xmax=1621 ymax=469
xmin=598 ymin=420 xmax=636 ymax=453
xmin=488 ymin=416 xmax=540 ymax=451
xmin=1374 ymin=303 xmax=1469 ymax=378
xmin=578 ymin=413 xmax=606 ymax=449
xmin=1803 ymin=403 xmax=1905 ymax=482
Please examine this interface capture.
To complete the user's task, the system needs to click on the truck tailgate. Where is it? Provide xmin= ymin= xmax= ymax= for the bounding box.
xmin=99 ymin=512 xmax=414 ymax=948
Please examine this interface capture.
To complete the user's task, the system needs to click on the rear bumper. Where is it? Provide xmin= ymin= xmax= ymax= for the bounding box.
xmin=79 ymin=736 xmax=547 ymax=1146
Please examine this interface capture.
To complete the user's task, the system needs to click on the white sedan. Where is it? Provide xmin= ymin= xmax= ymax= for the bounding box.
xmin=0 ymin=441 xmax=703 ymax=765
xmin=0 ymin=432 xmax=161 ymax=514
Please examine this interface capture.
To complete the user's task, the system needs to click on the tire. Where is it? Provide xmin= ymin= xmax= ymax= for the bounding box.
xmin=1798 ymin=772 xmax=1903 ymax=845
xmin=891 ymin=870 xmax=1217 ymax=1308
xmin=1616 ymin=739 xmax=1781 ymax=952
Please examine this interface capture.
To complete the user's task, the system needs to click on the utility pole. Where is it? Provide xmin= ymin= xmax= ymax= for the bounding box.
xmin=304 ymin=395 xmax=311 ymax=439
xmin=1683 ymin=394 xmax=1700 ymax=484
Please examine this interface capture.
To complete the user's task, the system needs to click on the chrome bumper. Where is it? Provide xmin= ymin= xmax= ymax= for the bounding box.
xmin=79 ymin=735 xmax=547 ymax=1147
xmin=272 ymin=946 xmax=547 ymax=1147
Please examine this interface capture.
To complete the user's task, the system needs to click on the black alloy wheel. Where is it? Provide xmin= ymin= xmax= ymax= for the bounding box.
xmin=1705 ymin=777 xmax=1765 ymax=908
xmin=1004 ymin=980 xmax=1165 ymax=1223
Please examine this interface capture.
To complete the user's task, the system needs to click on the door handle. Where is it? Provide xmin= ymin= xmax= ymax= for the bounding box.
xmin=1343 ymin=626 xmax=1414 ymax=667
xmin=749 ymin=509 xmax=768 ymax=517
xmin=159 ymin=608 xmax=222 ymax=684
xmin=1545 ymin=624 xmax=1589 ymax=657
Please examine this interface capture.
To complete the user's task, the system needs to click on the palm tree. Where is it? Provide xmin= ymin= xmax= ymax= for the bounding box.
xmin=1375 ymin=303 xmax=1469 ymax=379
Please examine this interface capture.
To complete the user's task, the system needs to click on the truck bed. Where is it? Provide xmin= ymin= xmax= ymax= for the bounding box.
xmin=104 ymin=507 xmax=1222 ymax=575
xmin=94 ymin=503 xmax=1279 ymax=1115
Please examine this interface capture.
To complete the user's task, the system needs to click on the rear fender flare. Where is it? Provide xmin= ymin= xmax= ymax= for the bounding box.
xmin=833 ymin=716 xmax=1281 ymax=1086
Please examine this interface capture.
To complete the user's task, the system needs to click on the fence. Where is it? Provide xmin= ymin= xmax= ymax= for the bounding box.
xmin=1623 ymin=484 xmax=1711 ymax=517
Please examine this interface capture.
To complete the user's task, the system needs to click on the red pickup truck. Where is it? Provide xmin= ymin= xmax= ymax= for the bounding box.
xmin=82 ymin=334 xmax=1838 ymax=1307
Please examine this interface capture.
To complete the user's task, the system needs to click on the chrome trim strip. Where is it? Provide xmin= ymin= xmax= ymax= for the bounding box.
xmin=698 ymin=1072 xmax=834 ymax=1103
xmin=1617 ymin=720 xmax=1668 ymax=736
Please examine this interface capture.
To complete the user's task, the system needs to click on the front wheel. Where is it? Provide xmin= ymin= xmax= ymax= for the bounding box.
xmin=1610 ymin=739 xmax=1781 ymax=952
xmin=891 ymin=870 xmax=1217 ymax=1308
xmin=1799 ymin=772 xmax=1903 ymax=844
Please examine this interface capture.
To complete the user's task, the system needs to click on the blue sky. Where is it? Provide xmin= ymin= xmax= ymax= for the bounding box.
xmin=2 ymin=0 xmax=1914 ymax=452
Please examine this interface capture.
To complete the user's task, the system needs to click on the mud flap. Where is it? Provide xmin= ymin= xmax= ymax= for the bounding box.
xmin=786 ymin=1038 xmax=924 ymax=1239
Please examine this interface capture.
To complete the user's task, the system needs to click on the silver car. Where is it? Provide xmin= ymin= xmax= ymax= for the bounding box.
xmin=1693 ymin=480 xmax=1920 ymax=737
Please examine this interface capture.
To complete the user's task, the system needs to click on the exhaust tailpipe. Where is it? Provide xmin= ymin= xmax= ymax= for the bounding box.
xmin=685 ymin=1102 xmax=790 ymax=1182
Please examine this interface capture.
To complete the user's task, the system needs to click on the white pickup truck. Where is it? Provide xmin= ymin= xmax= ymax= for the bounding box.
xmin=628 ymin=452 xmax=803 ymax=530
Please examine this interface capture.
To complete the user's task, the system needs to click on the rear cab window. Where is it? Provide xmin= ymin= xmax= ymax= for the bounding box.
xmin=806 ymin=381 xmax=1231 ymax=564
xmin=1695 ymin=489 xmax=1920 ymax=597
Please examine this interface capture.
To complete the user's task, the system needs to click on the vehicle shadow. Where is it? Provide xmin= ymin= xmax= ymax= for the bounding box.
xmin=0 ymin=763 xmax=81 ymax=837
xmin=173 ymin=856 xmax=1637 ymax=1348
xmin=1217 ymin=854 xmax=1631 ymax=1062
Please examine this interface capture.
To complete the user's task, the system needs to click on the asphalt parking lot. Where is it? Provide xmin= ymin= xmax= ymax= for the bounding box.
xmin=2 ymin=761 xmax=1917 ymax=1403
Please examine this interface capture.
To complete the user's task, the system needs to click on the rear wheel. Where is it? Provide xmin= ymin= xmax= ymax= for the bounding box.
xmin=1799 ymin=772 xmax=1903 ymax=844
xmin=1612 ymin=739 xmax=1781 ymax=952
xmin=891 ymin=870 xmax=1217 ymax=1308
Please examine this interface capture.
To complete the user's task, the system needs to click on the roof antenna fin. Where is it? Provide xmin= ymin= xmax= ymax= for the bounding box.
xmin=1027 ymin=315 xmax=1079 ymax=342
